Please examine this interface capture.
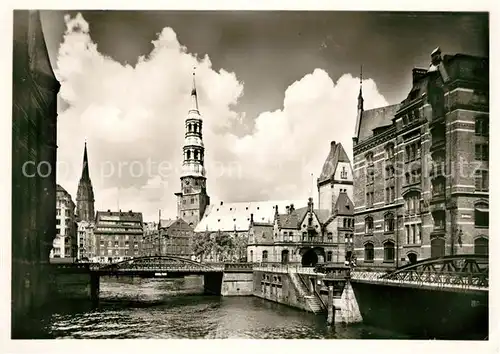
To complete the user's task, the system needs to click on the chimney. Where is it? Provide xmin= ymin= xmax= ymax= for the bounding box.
xmin=286 ymin=205 xmax=290 ymax=214
xmin=250 ymin=213 xmax=254 ymax=224
xmin=220 ymin=201 xmax=224 ymax=206
xmin=290 ymin=204 xmax=295 ymax=213
xmin=412 ymin=68 xmax=427 ymax=84
xmin=331 ymin=140 xmax=336 ymax=147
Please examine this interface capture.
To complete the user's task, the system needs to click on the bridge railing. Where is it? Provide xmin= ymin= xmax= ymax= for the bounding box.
xmin=252 ymin=262 xmax=320 ymax=275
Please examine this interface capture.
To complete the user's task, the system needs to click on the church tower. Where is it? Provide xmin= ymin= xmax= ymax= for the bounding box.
xmin=175 ymin=70 xmax=210 ymax=227
xmin=352 ymin=65 xmax=364 ymax=146
xmin=76 ymin=141 xmax=95 ymax=222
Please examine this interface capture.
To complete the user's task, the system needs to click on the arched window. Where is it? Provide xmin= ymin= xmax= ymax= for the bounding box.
xmin=188 ymin=123 xmax=192 ymax=132
xmin=327 ymin=251 xmax=333 ymax=262
xmin=194 ymin=150 xmax=199 ymax=160
xmin=431 ymin=238 xmax=445 ymax=258
xmin=250 ymin=250 xmax=253 ymax=262
xmin=186 ymin=150 xmax=191 ymax=160
xmin=262 ymin=250 xmax=268 ymax=262
xmin=193 ymin=124 xmax=197 ymax=133
xmin=364 ymin=243 xmax=374 ymax=263
xmin=384 ymin=213 xmax=395 ymax=232
xmin=407 ymin=252 xmax=417 ymax=264
xmin=474 ymin=237 xmax=488 ymax=255
xmin=365 ymin=217 xmax=373 ymax=234
xmin=474 ymin=202 xmax=489 ymax=227
xmin=383 ymin=241 xmax=395 ymax=262
xmin=385 ymin=143 xmax=395 ymax=159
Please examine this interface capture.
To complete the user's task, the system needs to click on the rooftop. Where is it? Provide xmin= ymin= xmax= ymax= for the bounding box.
xmin=194 ymin=199 xmax=306 ymax=233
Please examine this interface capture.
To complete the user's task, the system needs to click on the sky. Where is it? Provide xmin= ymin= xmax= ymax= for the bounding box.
xmin=38 ymin=11 xmax=488 ymax=222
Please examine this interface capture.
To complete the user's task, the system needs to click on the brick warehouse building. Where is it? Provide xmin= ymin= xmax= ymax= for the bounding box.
xmin=94 ymin=210 xmax=144 ymax=263
xmin=352 ymin=48 xmax=488 ymax=268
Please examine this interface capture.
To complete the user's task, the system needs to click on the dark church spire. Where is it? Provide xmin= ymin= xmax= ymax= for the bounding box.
xmin=76 ymin=141 xmax=95 ymax=222
xmin=81 ymin=140 xmax=90 ymax=181
xmin=357 ymin=65 xmax=364 ymax=110
xmin=353 ymin=65 xmax=364 ymax=146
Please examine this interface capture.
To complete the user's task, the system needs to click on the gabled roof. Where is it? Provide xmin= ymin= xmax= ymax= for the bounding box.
xmin=277 ymin=207 xmax=330 ymax=229
xmin=159 ymin=219 xmax=177 ymax=229
xmin=333 ymin=192 xmax=354 ymax=216
xmin=318 ymin=141 xmax=351 ymax=184
xmin=194 ymin=199 xmax=306 ymax=232
xmin=357 ymin=104 xmax=400 ymax=143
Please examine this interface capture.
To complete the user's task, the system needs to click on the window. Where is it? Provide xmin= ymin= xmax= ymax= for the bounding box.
xmin=366 ymin=169 xmax=375 ymax=185
xmin=289 ymin=232 xmax=293 ymax=241
xmin=385 ymin=187 xmax=395 ymax=203
xmin=365 ymin=217 xmax=374 ymax=234
xmin=384 ymin=213 xmax=395 ymax=232
xmin=327 ymin=232 xmax=333 ymax=240
xmin=474 ymin=203 xmax=489 ymax=227
xmin=343 ymin=219 xmax=347 ymax=228
xmin=186 ymin=150 xmax=191 ymax=159
xmin=431 ymin=238 xmax=445 ymax=258
xmin=366 ymin=192 xmax=374 ymax=208
xmin=405 ymin=225 xmax=410 ymax=244
xmin=56 ymin=219 xmax=61 ymax=225
xmin=475 ymin=170 xmax=489 ymax=192
xmin=364 ymin=243 xmax=374 ymax=262
xmin=302 ymin=232 xmax=307 ymax=240
xmin=327 ymin=251 xmax=333 ymax=262
xmin=262 ymin=250 xmax=268 ymax=262
xmin=366 ymin=152 xmax=374 ymax=166
xmin=56 ymin=209 xmax=61 ymax=216
xmin=475 ymin=144 xmax=489 ymax=161
xmin=383 ymin=241 xmax=395 ymax=262
xmin=475 ymin=116 xmax=489 ymax=136
xmin=385 ymin=166 xmax=395 ymax=179
xmin=386 ymin=144 xmax=395 ymax=159
xmin=340 ymin=166 xmax=348 ymax=179
xmin=474 ymin=237 xmax=488 ymax=255
xmin=283 ymin=231 xmax=288 ymax=241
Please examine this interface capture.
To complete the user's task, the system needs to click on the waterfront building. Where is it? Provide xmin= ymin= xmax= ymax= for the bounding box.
xmin=352 ymin=48 xmax=489 ymax=268
xmin=94 ymin=210 xmax=144 ymax=263
xmin=51 ymin=184 xmax=77 ymax=259
xmin=158 ymin=218 xmax=194 ymax=258
xmin=77 ymin=220 xmax=95 ymax=261
xmin=12 ymin=10 xmax=60 ymax=336
xmin=76 ymin=142 xmax=95 ymax=223
xmin=142 ymin=221 xmax=159 ymax=257
xmin=247 ymin=142 xmax=354 ymax=266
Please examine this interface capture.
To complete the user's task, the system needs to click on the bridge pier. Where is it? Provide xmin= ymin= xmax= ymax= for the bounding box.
xmin=203 ymin=273 xmax=223 ymax=295
xmin=90 ymin=273 xmax=100 ymax=305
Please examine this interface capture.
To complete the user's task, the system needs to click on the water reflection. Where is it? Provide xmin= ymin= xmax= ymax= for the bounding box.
xmin=41 ymin=277 xmax=410 ymax=339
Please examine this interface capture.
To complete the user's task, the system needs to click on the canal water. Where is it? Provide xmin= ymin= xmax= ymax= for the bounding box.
xmin=38 ymin=277 xmax=410 ymax=339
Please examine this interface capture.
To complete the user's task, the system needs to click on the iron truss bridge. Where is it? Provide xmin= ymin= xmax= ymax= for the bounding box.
xmin=351 ymin=254 xmax=488 ymax=293
xmin=92 ymin=256 xmax=253 ymax=275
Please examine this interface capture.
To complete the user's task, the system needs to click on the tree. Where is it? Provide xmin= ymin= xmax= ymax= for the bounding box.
xmin=191 ymin=232 xmax=213 ymax=262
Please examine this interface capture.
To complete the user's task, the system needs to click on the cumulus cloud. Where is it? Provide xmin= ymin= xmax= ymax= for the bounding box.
xmin=55 ymin=13 xmax=388 ymax=222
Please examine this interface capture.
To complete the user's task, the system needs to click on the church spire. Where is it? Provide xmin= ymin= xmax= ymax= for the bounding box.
xmin=76 ymin=141 xmax=95 ymax=222
xmin=357 ymin=65 xmax=364 ymax=110
xmin=190 ymin=67 xmax=199 ymax=113
xmin=81 ymin=140 xmax=90 ymax=181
